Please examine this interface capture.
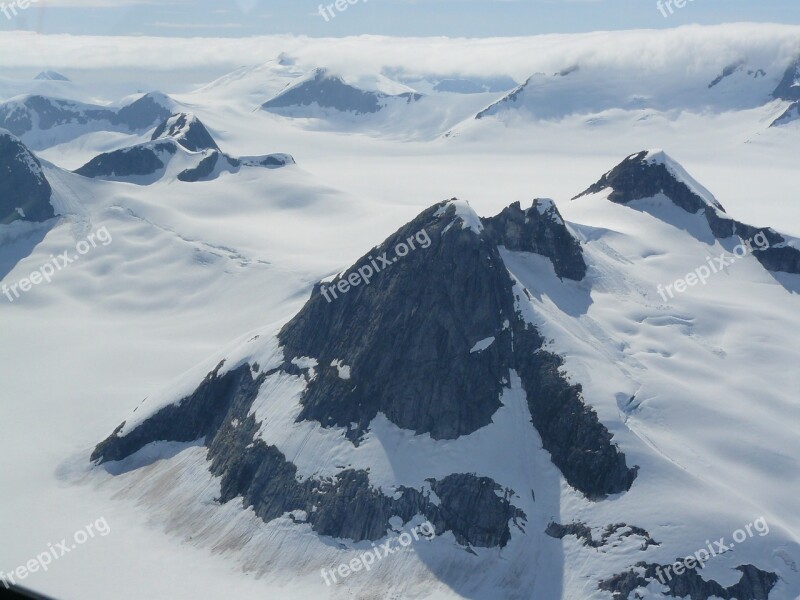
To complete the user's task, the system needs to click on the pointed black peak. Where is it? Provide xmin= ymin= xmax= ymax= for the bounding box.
xmin=578 ymin=151 xmax=800 ymax=277
xmin=575 ymin=150 xmax=726 ymax=214
xmin=0 ymin=130 xmax=54 ymax=224
xmin=772 ymin=55 xmax=800 ymax=101
xmin=34 ymin=70 xmax=70 ymax=82
xmin=481 ymin=199 xmax=587 ymax=281
xmin=151 ymin=113 xmax=220 ymax=152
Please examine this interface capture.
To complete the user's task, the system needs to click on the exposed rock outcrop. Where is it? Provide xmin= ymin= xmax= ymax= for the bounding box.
xmin=0 ymin=130 xmax=54 ymax=224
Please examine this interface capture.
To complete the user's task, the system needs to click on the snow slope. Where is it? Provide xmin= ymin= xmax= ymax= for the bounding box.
xmin=1 ymin=25 xmax=800 ymax=600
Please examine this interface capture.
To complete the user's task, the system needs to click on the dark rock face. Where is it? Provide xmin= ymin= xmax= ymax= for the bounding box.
xmin=93 ymin=199 xmax=637 ymax=550
xmin=262 ymin=69 xmax=421 ymax=115
xmin=279 ymin=202 xmax=515 ymax=443
xmin=177 ymin=151 xmax=221 ymax=182
xmin=513 ymin=322 xmax=637 ymax=498
xmin=481 ymin=199 xmax=587 ymax=280
xmin=236 ymin=154 xmax=295 ymax=168
xmin=91 ymin=362 xmax=263 ymax=464
xmin=578 ymin=151 xmax=800 ymax=277
xmin=708 ymin=61 xmax=744 ymax=88
xmin=278 ymin=201 xmax=634 ymax=498
xmin=0 ymin=132 xmax=54 ymax=224
xmin=74 ymin=142 xmax=176 ymax=179
xmin=574 ymin=151 xmax=725 ymax=213
xmin=151 ymin=113 xmax=220 ymax=152
xmin=772 ymin=55 xmax=800 ymax=101
xmin=76 ymin=111 xmax=292 ymax=183
xmin=545 ymin=521 xmax=658 ymax=550
xmin=92 ymin=363 xmax=525 ymax=547
xmin=599 ymin=562 xmax=779 ymax=600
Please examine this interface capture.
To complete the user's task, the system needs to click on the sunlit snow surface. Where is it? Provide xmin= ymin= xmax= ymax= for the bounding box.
xmin=1 ymin=25 xmax=800 ymax=600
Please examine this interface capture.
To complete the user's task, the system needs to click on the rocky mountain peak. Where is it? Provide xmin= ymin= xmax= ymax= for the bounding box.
xmin=0 ymin=130 xmax=54 ymax=224
xmin=150 ymin=112 xmax=220 ymax=152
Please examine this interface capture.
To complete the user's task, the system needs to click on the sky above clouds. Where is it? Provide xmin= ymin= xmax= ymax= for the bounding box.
xmin=0 ymin=0 xmax=799 ymax=38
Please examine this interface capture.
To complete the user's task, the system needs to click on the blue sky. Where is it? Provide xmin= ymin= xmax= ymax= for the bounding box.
xmin=1 ymin=0 xmax=799 ymax=37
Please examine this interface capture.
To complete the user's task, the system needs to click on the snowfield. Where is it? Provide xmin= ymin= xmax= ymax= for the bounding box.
xmin=0 ymin=23 xmax=799 ymax=600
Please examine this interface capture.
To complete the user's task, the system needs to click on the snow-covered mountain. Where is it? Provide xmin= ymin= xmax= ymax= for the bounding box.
xmin=461 ymin=52 xmax=800 ymax=135
xmin=261 ymin=68 xmax=422 ymax=117
xmin=770 ymin=56 xmax=800 ymax=126
xmin=34 ymin=71 xmax=70 ymax=82
xmin=3 ymin=25 xmax=800 ymax=600
xmin=74 ymin=112 xmax=294 ymax=184
xmin=0 ymin=130 xmax=56 ymax=225
xmin=82 ymin=150 xmax=800 ymax=600
xmin=0 ymin=91 xmax=176 ymax=150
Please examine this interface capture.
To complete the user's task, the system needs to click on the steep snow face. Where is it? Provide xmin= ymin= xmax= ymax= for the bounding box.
xmin=0 ymin=131 xmax=55 ymax=224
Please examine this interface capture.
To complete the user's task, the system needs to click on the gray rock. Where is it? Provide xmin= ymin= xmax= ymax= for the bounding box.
xmin=92 ymin=363 xmax=525 ymax=547
xmin=0 ymin=131 xmax=54 ymax=224
xmin=546 ymin=521 xmax=658 ymax=550
xmin=772 ymin=55 xmax=800 ymax=101
xmin=599 ymin=561 xmax=779 ymax=600
xmin=92 ymin=198 xmax=639 ymax=551
xmin=151 ymin=113 xmax=220 ymax=152
xmin=481 ymin=199 xmax=587 ymax=280
xmin=576 ymin=150 xmax=800 ymax=276
xmin=74 ymin=141 xmax=176 ymax=179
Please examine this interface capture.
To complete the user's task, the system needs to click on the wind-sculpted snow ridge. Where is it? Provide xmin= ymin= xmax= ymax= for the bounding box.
xmin=575 ymin=149 xmax=800 ymax=276
xmin=0 ymin=130 xmax=55 ymax=225
xmin=74 ymin=112 xmax=294 ymax=184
